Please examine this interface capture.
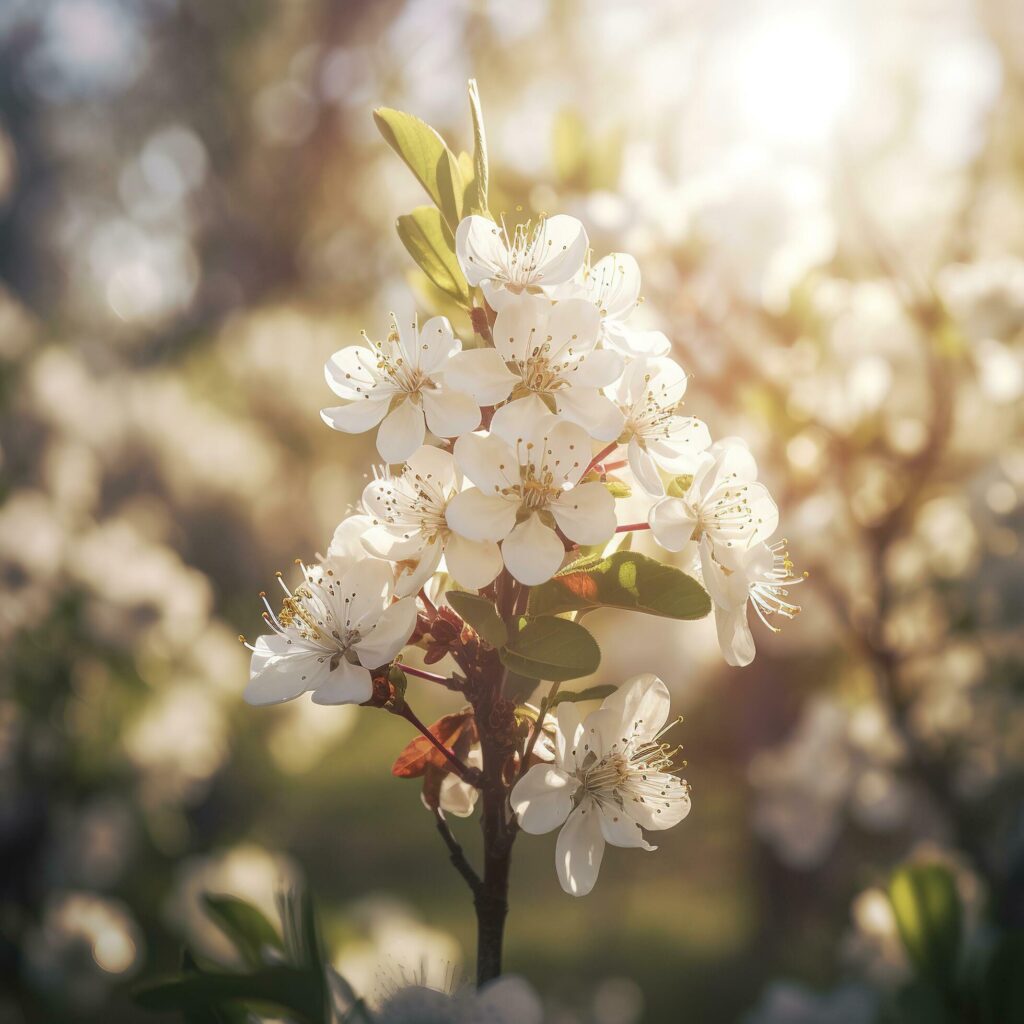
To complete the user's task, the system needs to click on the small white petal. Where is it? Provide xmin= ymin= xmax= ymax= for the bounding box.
xmin=414 ymin=316 xmax=459 ymax=373
xmin=354 ymin=596 xmax=418 ymax=668
xmin=555 ymin=388 xmax=626 ymax=442
xmin=244 ymin=635 xmax=321 ymax=706
xmin=445 ymin=533 xmax=503 ymax=589
xmin=489 ymin=395 xmax=556 ymax=452
xmin=600 ymin=673 xmax=671 ymax=744
xmin=501 ymin=514 xmax=565 ymax=585
xmin=311 ymin=659 xmax=374 ymax=706
xmin=596 ymin=800 xmax=655 ymax=850
xmin=510 ymin=764 xmax=578 ymax=834
xmin=445 ymin=488 xmax=518 ymax=542
xmin=648 ymin=496 xmax=699 ymax=552
xmin=320 ymin=398 xmax=390 ymax=434
xmin=456 ymin=215 xmax=509 ymax=286
xmin=555 ymin=797 xmax=606 ymax=897
xmin=628 ymin=436 xmax=665 ymax=496
xmin=421 ymin=388 xmax=480 ymax=439
xmin=529 ymin=215 xmax=589 ymax=286
xmin=443 ymin=348 xmax=517 ymax=405
xmin=452 ymin=431 xmax=518 ymax=494
xmin=550 ymin=482 xmax=616 ymax=545
xmin=376 ymin=398 xmax=425 ymax=463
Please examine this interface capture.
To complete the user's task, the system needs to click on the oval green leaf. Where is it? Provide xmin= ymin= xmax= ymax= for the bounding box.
xmin=527 ymin=550 xmax=711 ymax=620
xmin=500 ymin=615 xmax=601 ymax=682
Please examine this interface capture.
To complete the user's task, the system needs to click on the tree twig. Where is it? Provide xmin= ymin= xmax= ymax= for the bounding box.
xmin=433 ymin=808 xmax=482 ymax=895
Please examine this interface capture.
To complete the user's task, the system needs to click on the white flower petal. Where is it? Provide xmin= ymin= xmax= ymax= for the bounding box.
xmin=489 ymin=395 xmax=556 ymax=451
xmin=443 ymin=348 xmax=517 ymax=406
xmin=539 ymin=416 xmax=592 ymax=486
xmin=244 ymin=635 xmax=322 ymax=706
xmin=600 ymin=673 xmax=671 ymax=744
xmin=510 ymin=764 xmax=578 ymax=834
xmin=568 ymin=347 xmax=623 ymax=388
xmin=339 ymin=560 xmax=393 ymax=633
xmin=456 ymin=215 xmax=508 ymax=286
xmin=530 ymin=215 xmax=589 ymax=286
xmin=628 ymin=436 xmax=665 ymax=496
xmin=376 ymin=398 xmax=425 ymax=463
xmin=596 ymin=799 xmax=655 ymax=850
xmin=501 ymin=514 xmax=565 ymax=585
xmin=555 ymin=797 xmax=606 ymax=897
xmin=310 ymin=659 xmax=374 ymax=706
xmin=550 ymin=482 xmax=616 ymax=545
xmin=452 ymin=431 xmax=518 ymax=493
xmin=320 ymin=398 xmax=390 ymax=434
xmin=324 ymin=345 xmax=389 ymax=399
xmin=627 ymin=774 xmax=692 ymax=830
xmin=715 ymin=602 xmax=756 ymax=667
xmin=328 ymin=514 xmax=376 ymax=561
xmin=438 ymin=761 xmax=481 ymax=817
xmin=605 ymin=325 xmax=672 ymax=357
xmin=405 ymin=443 xmax=459 ymax=489
xmin=393 ymin=538 xmax=444 ymax=598
xmin=648 ymin=496 xmax=699 ymax=552
xmin=445 ymin=488 xmax=518 ymax=542
xmin=415 ymin=316 xmax=459 ymax=373
xmin=492 ymin=293 xmax=554 ymax=363
xmin=589 ymin=252 xmax=641 ymax=320
xmin=444 ymin=533 xmax=503 ymax=589
xmin=555 ymin=702 xmax=585 ymax=772
xmin=421 ymin=388 xmax=480 ymax=439
xmin=354 ymin=596 xmax=417 ymax=668
xmin=555 ymin=388 xmax=625 ymax=442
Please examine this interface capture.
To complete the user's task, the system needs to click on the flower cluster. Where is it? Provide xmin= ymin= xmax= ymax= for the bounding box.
xmin=242 ymin=209 xmax=801 ymax=896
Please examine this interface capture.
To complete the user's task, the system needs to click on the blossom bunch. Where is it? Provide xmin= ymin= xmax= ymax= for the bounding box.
xmin=240 ymin=84 xmax=801 ymax=980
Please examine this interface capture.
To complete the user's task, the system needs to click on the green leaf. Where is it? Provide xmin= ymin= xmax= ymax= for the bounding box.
xmin=203 ymin=895 xmax=282 ymax=967
xmin=445 ymin=591 xmax=507 ymax=647
xmin=388 ymin=663 xmax=408 ymax=700
xmin=396 ymin=207 xmax=470 ymax=305
xmin=135 ymin=967 xmax=324 ymax=1023
xmin=500 ymin=616 xmax=601 ymax=682
xmin=466 ymin=78 xmax=488 ymax=214
xmin=373 ymin=107 xmax=463 ymax=229
xmin=528 ymin=550 xmax=711 ymax=620
xmin=889 ymin=864 xmax=963 ymax=991
xmin=549 ymin=684 xmax=616 ymax=707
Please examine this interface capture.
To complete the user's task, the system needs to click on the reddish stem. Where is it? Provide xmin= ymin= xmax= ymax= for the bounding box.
xmin=615 ymin=521 xmax=652 ymax=533
xmin=583 ymin=441 xmax=619 ymax=477
xmin=395 ymin=662 xmax=448 ymax=684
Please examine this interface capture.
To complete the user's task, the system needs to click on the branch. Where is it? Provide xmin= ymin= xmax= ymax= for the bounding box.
xmin=396 ymin=703 xmax=481 ymax=785
xmin=433 ymin=808 xmax=482 ymax=895
xmin=395 ymin=662 xmax=448 ymax=684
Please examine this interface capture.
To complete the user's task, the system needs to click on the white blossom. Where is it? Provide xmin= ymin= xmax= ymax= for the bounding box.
xmin=244 ymin=558 xmax=417 ymax=707
xmin=606 ymin=355 xmax=711 ymax=494
xmin=362 ymin=445 xmax=502 ymax=596
xmin=702 ymin=538 xmax=804 ymax=667
xmin=648 ymin=438 xmax=778 ymax=558
xmin=446 ymin=396 xmax=616 ymax=585
xmin=321 ymin=315 xmax=479 ymax=463
xmin=567 ymin=251 xmax=672 ymax=357
xmin=455 ymin=214 xmax=588 ymax=310
xmin=446 ymin=293 xmax=625 ymax=440
xmin=510 ymin=674 xmax=690 ymax=896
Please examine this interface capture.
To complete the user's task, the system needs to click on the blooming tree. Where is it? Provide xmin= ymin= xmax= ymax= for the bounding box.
xmin=240 ymin=83 xmax=802 ymax=986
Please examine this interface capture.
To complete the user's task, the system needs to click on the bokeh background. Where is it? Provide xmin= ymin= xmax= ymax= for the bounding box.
xmin=1 ymin=0 xmax=1022 ymax=1021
